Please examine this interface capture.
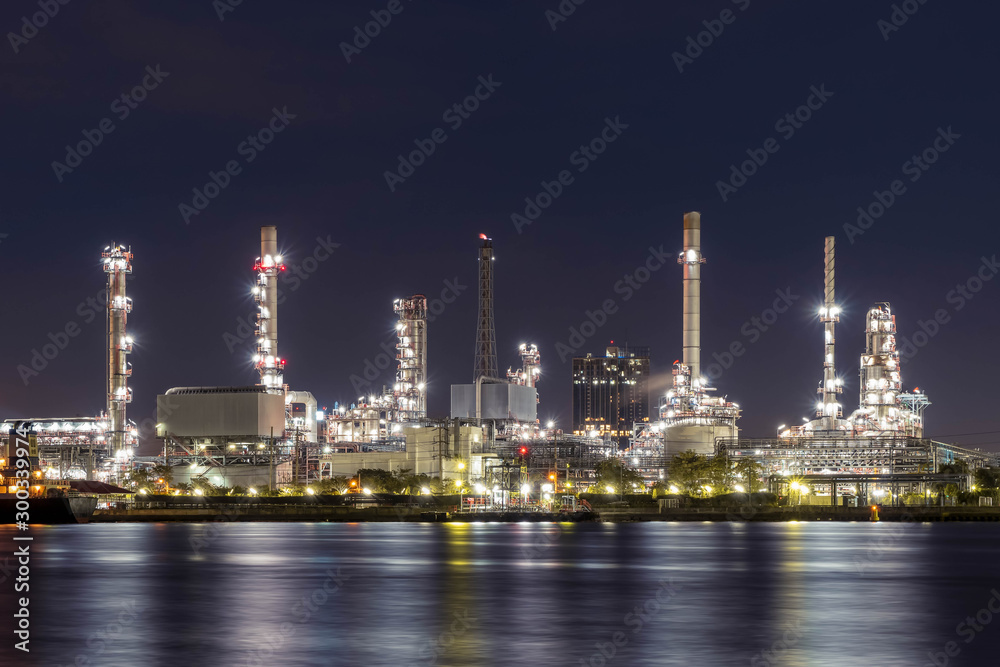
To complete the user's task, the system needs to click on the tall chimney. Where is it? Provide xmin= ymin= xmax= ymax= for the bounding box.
xmin=254 ymin=225 xmax=285 ymax=392
xmin=680 ymin=212 xmax=704 ymax=380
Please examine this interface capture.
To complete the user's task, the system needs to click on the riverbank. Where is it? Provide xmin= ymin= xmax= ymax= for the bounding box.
xmin=87 ymin=504 xmax=1000 ymax=523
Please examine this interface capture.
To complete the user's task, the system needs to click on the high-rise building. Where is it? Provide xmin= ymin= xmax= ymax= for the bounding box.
xmin=572 ymin=345 xmax=650 ymax=446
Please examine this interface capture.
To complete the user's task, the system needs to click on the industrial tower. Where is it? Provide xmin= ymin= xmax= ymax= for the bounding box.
xmin=103 ymin=245 xmax=134 ymax=460
xmin=394 ymin=295 xmax=428 ymax=420
xmin=253 ymin=226 xmax=286 ymax=393
xmin=473 ymin=234 xmax=498 ymax=381
xmin=817 ymin=236 xmax=843 ymax=429
xmin=679 ymin=213 xmax=705 ymax=379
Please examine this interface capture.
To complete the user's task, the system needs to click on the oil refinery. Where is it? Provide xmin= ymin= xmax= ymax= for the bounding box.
xmin=2 ymin=216 xmax=993 ymax=504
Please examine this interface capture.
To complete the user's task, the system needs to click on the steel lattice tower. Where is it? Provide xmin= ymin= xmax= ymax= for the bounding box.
xmin=473 ymin=234 xmax=498 ymax=381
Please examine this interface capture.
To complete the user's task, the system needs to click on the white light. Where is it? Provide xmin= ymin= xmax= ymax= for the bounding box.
xmin=420 ymin=487 xmax=430 ymax=495
xmin=734 ymin=484 xmax=745 ymax=493
xmin=520 ymin=484 xmax=530 ymax=494
xmin=363 ymin=487 xmax=372 ymax=495
xmin=248 ymin=488 xmax=257 ymax=495
xmin=306 ymin=488 xmax=315 ymax=495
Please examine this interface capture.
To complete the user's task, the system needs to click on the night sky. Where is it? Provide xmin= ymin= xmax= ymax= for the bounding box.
xmin=4 ymin=0 xmax=999 ymax=455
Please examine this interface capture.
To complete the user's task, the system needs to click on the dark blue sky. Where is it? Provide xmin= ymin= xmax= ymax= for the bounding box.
xmin=3 ymin=0 xmax=999 ymax=453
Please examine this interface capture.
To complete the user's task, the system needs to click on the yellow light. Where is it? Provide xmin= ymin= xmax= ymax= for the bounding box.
xmin=457 ymin=462 xmax=465 ymax=470
xmin=669 ymin=485 xmax=679 ymax=494
xmin=549 ymin=473 xmax=556 ymax=481
xmin=248 ymin=488 xmax=257 ymax=495
xmin=734 ymin=484 xmax=745 ymax=493
xmin=306 ymin=488 xmax=315 ymax=495
xmin=606 ymin=485 xmax=614 ymax=493
xmin=454 ymin=479 xmax=463 ymax=487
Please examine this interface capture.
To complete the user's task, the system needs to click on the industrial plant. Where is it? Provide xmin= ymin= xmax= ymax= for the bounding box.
xmin=3 ymin=214 xmax=994 ymax=507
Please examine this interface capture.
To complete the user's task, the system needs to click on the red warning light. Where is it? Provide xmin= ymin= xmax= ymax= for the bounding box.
xmin=479 ymin=233 xmax=487 ymax=240
xmin=519 ymin=446 xmax=528 ymax=456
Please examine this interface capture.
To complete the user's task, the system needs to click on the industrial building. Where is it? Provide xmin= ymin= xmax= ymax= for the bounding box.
xmin=572 ymin=345 xmax=650 ymax=446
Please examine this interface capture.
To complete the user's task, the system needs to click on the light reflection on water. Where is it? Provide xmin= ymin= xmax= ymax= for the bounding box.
xmin=7 ymin=522 xmax=1000 ymax=666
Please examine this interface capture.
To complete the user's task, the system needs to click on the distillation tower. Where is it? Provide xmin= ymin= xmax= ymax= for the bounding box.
xmin=394 ymin=295 xmax=428 ymax=421
xmin=507 ymin=344 xmax=541 ymax=388
xmin=253 ymin=225 xmax=286 ymax=393
xmin=103 ymin=245 xmax=134 ymax=464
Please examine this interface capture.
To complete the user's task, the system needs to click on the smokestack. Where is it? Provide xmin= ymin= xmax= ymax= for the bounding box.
xmin=819 ymin=235 xmax=842 ymax=427
xmin=254 ymin=225 xmax=285 ymax=392
xmin=680 ymin=212 xmax=703 ymax=380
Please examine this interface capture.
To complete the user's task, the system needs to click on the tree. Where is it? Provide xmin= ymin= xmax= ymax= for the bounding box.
xmin=734 ymin=458 xmax=764 ymax=494
xmin=593 ymin=458 xmax=645 ymax=494
xmin=666 ymin=452 xmax=709 ymax=495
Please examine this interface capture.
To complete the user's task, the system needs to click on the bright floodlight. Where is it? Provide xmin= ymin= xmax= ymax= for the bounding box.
xmin=454 ymin=479 xmax=463 ymax=487
xmin=546 ymin=421 xmax=554 ymax=428
xmin=669 ymin=485 xmax=679 ymax=494
xmin=194 ymin=488 xmax=203 ymax=496
xmin=420 ymin=486 xmax=431 ymax=495
xmin=734 ymin=484 xmax=745 ymax=493
xmin=306 ymin=488 xmax=315 ymax=495
xmin=457 ymin=462 xmax=465 ymax=470
xmin=248 ymin=488 xmax=257 ymax=495
xmin=521 ymin=484 xmax=530 ymax=494
xmin=474 ymin=484 xmax=486 ymax=494
xmin=606 ymin=485 xmax=614 ymax=493
xmin=363 ymin=487 xmax=372 ymax=495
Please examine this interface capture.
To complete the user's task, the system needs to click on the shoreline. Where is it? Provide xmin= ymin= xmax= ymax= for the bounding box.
xmin=76 ymin=505 xmax=1000 ymax=523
